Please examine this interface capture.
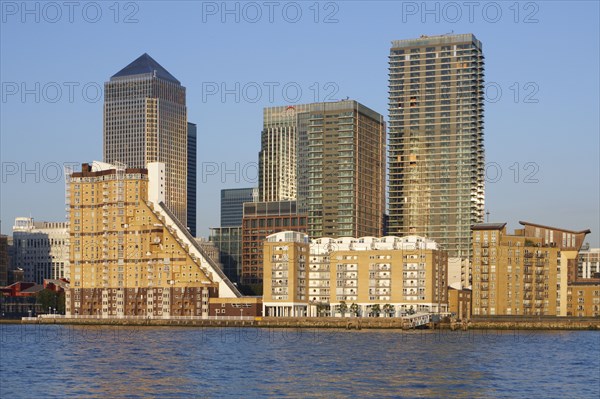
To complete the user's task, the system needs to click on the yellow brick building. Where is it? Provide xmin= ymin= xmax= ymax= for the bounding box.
xmin=262 ymin=232 xmax=447 ymax=317
xmin=471 ymin=222 xmax=590 ymax=316
xmin=567 ymin=282 xmax=600 ymax=317
xmin=66 ymin=162 xmax=240 ymax=318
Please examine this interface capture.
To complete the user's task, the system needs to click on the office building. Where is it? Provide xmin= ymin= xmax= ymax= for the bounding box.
xmin=187 ymin=122 xmax=197 ymax=236
xmin=241 ymin=201 xmax=307 ymax=291
xmin=11 ymin=217 xmax=69 ymax=283
xmin=221 ymin=188 xmax=257 ymax=227
xmin=262 ymin=232 xmax=448 ymax=317
xmin=388 ymin=34 xmax=485 ymax=259
xmin=209 ymin=226 xmax=242 ymax=283
xmin=260 ymin=101 xmax=386 ymax=238
xmin=65 ymin=161 xmax=240 ymax=317
xmin=259 ymin=105 xmax=305 ymax=202
xmin=104 ymin=53 xmax=188 ymax=227
xmin=471 ymin=221 xmax=590 ymax=316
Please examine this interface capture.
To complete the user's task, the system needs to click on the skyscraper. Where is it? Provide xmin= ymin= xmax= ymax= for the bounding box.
xmin=388 ymin=34 xmax=485 ymax=258
xmin=221 ymin=187 xmax=258 ymax=227
xmin=187 ymin=122 xmax=197 ymax=236
xmin=259 ymin=105 xmax=304 ymax=202
xmin=298 ymin=101 xmax=385 ymax=238
xmin=104 ymin=53 xmax=188 ymax=226
xmin=259 ymin=100 xmax=386 ymax=238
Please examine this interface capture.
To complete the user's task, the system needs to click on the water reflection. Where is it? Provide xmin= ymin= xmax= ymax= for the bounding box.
xmin=1 ymin=326 xmax=598 ymax=398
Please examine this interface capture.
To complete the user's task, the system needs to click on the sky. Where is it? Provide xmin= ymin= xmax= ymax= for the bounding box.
xmin=1 ymin=0 xmax=599 ymax=246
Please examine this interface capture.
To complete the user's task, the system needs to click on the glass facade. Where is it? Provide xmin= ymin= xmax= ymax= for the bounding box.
xmin=260 ymin=101 xmax=385 ymax=239
xmin=221 ymin=187 xmax=257 ymax=227
xmin=210 ymin=226 xmax=242 ymax=283
xmin=187 ymin=122 xmax=197 ymax=236
xmin=388 ymin=34 xmax=485 ymax=259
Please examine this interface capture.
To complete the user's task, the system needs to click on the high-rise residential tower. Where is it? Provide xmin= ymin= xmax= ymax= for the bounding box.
xmin=104 ymin=53 xmax=188 ymax=227
xmin=259 ymin=100 xmax=386 ymax=238
xmin=388 ymin=34 xmax=485 ymax=258
xmin=259 ymin=105 xmax=306 ymax=202
xmin=187 ymin=122 xmax=197 ymax=236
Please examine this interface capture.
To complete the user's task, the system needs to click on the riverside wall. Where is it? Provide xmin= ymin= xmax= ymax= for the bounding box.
xmin=6 ymin=316 xmax=600 ymax=330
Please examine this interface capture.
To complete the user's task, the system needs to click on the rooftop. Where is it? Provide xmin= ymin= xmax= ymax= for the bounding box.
xmin=519 ymin=221 xmax=591 ymax=235
xmin=391 ymin=33 xmax=481 ymax=50
xmin=111 ymin=53 xmax=180 ymax=84
xmin=471 ymin=223 xmax=507 ymax=231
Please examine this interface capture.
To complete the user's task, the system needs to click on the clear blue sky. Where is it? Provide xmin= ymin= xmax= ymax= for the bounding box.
xmin=1 ymin=1 xmax=599 ymax=245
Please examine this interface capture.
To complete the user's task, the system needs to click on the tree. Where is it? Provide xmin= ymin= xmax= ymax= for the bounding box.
xmin=338 ymin=301 xmax=348 ymax=317
xmin=382 ymin=304 xmax=395 ymax=317
xmin=371 ymin=304 xmax=381 ymax=317
xmin=316 ymin=302 xmax=329 ymax=317
xmin=350 ymin=302 xmax=360 ymax=317
xmin=36 ymin=289 xmax=65 ymax=314
xmin=407 ymin=305 xmax=416 ymax=315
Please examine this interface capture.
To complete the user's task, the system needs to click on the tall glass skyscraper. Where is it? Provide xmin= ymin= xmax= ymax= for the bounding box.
xmin=104 ymin=53 xmax=188 ymax=226
xmin=221 ymin=188 xmax=257 ymax=227
xmin=260 ymin=101 xmax=386 ymax=239
xmin=388 ymin=34 xmax=485 ymax=259
xmin=187 ymin=122 xmax=197 ymax=236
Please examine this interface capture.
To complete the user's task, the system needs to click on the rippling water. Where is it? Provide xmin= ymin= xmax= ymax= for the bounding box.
xmin=1 ymin=325 xmax=599 ymax=398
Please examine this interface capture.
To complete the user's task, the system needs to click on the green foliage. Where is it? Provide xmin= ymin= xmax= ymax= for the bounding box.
xmin=36 ymin=289 xmax=65 ymax=314
xmin=338 ymin=301 xmax=348 ymax=316
xmin=316 ymin=302 xmax=329 ymax=317
xmin=371 ymin=304 xmax=381 ymax=317
xmin=382 ymin=304 xmax=395 ymax=317
xmin=349 ymin=302 xmax=359 ymax=316
xmin=238 ymin=284 xmax=262 ymax=296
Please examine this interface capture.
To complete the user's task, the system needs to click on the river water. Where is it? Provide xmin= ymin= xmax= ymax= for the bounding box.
xmin=0 ymin=325 xmax=598 ymax=398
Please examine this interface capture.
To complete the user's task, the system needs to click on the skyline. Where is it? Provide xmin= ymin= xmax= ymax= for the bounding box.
xmin=1 ymin=1 xmax=599 ymax=246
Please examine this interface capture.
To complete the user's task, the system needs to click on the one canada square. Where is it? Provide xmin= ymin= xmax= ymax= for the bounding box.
xmin=103 ymin=53 xmax=189 ymax=227
xmin=388 ymin=34 xmax=485 ymax=259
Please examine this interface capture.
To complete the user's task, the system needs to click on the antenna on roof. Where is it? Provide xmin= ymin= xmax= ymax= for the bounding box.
xmin=486 ymin=210 xmax=490 ymax=223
